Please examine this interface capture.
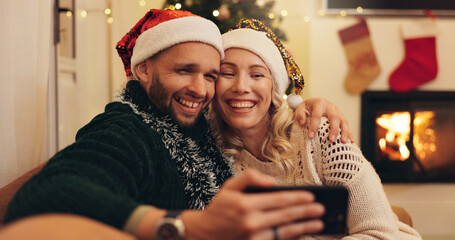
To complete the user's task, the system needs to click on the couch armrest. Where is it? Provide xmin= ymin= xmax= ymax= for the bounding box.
xmin=0 ymin=162 xmax=46 ymax=226
xmin=391 ymin=205 xmax=413 ymax=227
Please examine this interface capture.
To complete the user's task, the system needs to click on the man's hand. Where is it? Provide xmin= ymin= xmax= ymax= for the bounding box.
xmin=181 ymin=169 xmax=325 ymax=240
xmin=295 ymin=98 xmax=355 ymax=143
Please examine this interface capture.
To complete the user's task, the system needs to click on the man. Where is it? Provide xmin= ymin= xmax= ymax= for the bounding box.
xmin=4 ymin=9 xmax=350 ymax=239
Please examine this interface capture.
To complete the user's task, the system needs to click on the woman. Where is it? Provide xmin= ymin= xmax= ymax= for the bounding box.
xmin=210 ymin=19 xmax=422 ymax=239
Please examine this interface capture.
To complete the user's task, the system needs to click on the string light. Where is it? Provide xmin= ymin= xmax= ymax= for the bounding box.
xmin=256 ymin=0 xmax=265 ymax=7
xmin=168 ymin=5 xmax=175 ymax=10
xmin=175 ymin=3 xmax=182 ymax=9
xmin=105 ymin=8 xmax=113 ymax=23
xmin=268 ymin=13 xmax=275 ymax=19
xmin=280 ymin=10 xmax=288 ymax=17
xmin=303 ymin=16 xmax=310 ymax=22
xmin=318 ymin=9 xmax=326 ymax=16
xmin=356 ymin=6 xmax=363 ymax=13
xmin=78 ymin=9 xmax=113 ymax=22
xmin=340 ymin=10 xmax=347 ymax=17
xmin=212 ymin=10 xmax=220 ymax=17
xmin=139 ymin=0 xmax=146 ymax=7
xmin=66 ymin=11 xmax=72 ymax=17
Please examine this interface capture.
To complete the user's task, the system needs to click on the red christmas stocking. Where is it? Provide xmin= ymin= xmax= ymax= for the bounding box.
xmin=389 ymin=19 xmax=438 ymax=92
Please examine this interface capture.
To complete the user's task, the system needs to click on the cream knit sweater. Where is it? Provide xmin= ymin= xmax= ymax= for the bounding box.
xmin=231 ymin=118 xmax=422 ymax=240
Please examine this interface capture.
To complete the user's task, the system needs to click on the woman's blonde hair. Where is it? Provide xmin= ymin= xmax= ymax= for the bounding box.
xmin=210 ymin=89 xmax=296 ymax=173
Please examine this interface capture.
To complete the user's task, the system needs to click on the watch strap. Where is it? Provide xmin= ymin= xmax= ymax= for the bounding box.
xmin=165 ymin=210 xmax=183 ymax=219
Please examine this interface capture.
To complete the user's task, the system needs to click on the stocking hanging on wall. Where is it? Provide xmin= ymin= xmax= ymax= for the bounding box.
xmin=389 ymin=19 xmax=438 ymax=92
xmin=338 ymin=19 xmax=381 ymax=94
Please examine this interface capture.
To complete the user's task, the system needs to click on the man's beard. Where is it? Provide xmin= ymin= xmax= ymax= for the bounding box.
xmin=147 ymin=72 xmax=205 ymax=128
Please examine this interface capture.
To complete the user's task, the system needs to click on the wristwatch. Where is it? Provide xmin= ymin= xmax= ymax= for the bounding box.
xmin=154 ymin=210 xmax=186 ymax=240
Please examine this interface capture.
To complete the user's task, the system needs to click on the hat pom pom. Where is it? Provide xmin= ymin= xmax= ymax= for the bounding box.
xmin=286 ymin=93 xmax=303 ymax=110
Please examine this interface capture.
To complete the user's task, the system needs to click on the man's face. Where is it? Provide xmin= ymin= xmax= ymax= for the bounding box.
xmin=137 ymin=42 xmax=221 ymax=127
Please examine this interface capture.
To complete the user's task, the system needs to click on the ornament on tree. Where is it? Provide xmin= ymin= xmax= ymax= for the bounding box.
xmin=338 ymin=19 xmax=381 ymax=94
xmin=389 ymin=18 xmax=438 ymax=92
xmin=217 ymin=5 xmax=230 ymax=21
xmin=256 ymin=0 xmax=265 ymax=7
xmin=185 ymin=0 xmax=193 ymax=7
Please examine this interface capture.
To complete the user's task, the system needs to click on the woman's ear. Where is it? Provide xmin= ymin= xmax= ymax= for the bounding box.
xmin=135 ymin=61 xmax=149 ymax=82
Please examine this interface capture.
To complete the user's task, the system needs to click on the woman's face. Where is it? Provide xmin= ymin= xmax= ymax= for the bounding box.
xmin=215 ymin=48 xmax=273 ymax=132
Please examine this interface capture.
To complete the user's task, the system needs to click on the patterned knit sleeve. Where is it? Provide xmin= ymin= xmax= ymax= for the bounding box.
xmin=314 ymin=118 xmax=422 ymax=240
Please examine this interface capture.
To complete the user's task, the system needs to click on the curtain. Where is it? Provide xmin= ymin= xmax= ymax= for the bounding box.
xmin=0 ymin=0 xmax=53 ymax=187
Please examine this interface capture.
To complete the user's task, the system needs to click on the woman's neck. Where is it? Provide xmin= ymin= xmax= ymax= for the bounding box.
xmin=233 ymin=119 xmax=269 ymax=159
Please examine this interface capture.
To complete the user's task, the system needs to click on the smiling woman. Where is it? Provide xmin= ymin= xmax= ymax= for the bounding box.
xmin=209 ymin=18 xmax=422 ymax=239
xmin=215 ymin=48 xmax=274 ymax=137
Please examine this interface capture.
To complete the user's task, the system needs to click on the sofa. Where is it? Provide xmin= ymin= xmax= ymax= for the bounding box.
xmin=0 ymin=162 xmax=413 ymax=228
xmin=0 ymin=162 xmax=46 ymax=226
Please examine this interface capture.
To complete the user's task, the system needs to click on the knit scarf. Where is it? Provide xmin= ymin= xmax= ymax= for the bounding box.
xmin=116 ymin=83 xmax=232 ymax=209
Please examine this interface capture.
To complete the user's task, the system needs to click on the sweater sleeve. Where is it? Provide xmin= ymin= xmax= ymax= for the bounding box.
xmin=309 ymin=118 xmax=422 ymax=240
xmin=4 ymin=110 xmax=166 ymax=229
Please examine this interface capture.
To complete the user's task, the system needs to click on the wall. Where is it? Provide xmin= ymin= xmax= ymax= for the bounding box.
xmin=76 ymin=0 xmax=111 ymax=124
xmin=110 ymin=0 xmax=164 ymax=94
xmin=55 ymin=0 xmax=112 ymax=150
xmin=276 ymin=0 xmax=455 ymax=238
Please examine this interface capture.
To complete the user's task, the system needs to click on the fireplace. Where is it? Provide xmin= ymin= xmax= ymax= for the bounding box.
xmin=361 ymin=91 xmax=455 ymax=182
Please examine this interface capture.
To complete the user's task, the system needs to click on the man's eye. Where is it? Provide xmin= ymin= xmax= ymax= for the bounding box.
xmin=177 ymin=69 xmax=191 ymax=74
xmin=205 ymin=74 xmax=218 ymax=82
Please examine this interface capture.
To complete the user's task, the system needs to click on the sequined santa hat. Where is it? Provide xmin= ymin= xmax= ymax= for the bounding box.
xmin=116 ymin=9 xmax=224 ymax=80
xmin=221 ymin=19 xmax=304 ymax=110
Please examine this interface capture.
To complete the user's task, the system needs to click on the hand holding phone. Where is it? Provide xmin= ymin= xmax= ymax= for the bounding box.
xmin=245 ymin=185 xmax=349 ymax=235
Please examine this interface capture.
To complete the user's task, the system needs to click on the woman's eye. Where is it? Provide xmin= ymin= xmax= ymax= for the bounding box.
xmin=251 ymin=74 xmax=264 ymax=78
xmin=220 ymin=72 xmax=235 ymax=77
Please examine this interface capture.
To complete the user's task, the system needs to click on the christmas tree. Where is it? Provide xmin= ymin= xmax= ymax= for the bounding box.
xmin=163 ymin=0 xmax=286 ymax=41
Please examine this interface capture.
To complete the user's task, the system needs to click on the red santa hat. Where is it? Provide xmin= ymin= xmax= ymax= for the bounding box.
xmin=116 ymin=9 xmax=224 ymax=80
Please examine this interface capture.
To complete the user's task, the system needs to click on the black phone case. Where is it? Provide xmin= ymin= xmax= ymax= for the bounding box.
xmin=245 ymin=185 xmax=349 ymax=235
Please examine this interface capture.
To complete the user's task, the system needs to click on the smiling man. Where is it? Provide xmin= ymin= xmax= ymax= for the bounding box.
xmin=4 ymin=9 xmax=352 ymax=240
xmin=136 ymin=42 xmax=220 ymax=127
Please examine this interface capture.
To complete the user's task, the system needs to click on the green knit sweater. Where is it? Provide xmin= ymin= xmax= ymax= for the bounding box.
xmin=4 ymin=80 xmax=232 ymax=229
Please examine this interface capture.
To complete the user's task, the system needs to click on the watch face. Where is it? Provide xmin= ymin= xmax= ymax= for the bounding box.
xmin=157 ymin=223 xmax=180 ymax=240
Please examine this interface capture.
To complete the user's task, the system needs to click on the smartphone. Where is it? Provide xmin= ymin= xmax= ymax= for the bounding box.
xmin=245 ymin=185 xmax=349 ymax=235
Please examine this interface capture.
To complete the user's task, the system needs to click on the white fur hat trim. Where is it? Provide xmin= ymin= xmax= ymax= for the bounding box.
xmin=286 ymin=93 xmax=303 ymax=110
xmin=131 ymin=16 xmax=224 ymax=80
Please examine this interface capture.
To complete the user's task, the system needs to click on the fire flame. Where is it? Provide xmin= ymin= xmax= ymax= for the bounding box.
xmin=413 ymin=111 xmax=436 ymax=162
xmin=376 ymin=111 xmax=436 ymax=162
xmin=376 ymin=112 xmax=410 ymax=161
